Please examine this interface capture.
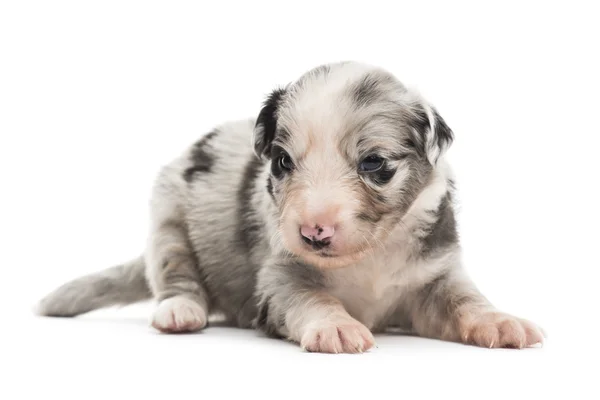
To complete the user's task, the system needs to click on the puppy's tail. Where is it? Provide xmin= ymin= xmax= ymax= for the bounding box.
xmin=35 ymin=256 xmax=152 ymax=317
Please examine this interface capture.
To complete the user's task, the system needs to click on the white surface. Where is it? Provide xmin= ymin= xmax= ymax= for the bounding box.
xmin=1 ymin=1 xmax=598 ymax=399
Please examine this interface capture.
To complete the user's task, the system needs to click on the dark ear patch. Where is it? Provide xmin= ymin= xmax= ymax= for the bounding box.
xmin=407 ymin=105 xmax=454 ymax=164
xmin=431 ymin=108 xmax=453 ymax=155
xmin=253 ymin=88 xmax=287 ymax=159
xmin=407 ymin=106 xmax=430 ymax=159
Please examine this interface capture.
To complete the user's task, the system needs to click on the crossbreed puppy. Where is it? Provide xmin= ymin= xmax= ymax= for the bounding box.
xmin=37 ymin=62 xmax=544 ymax=353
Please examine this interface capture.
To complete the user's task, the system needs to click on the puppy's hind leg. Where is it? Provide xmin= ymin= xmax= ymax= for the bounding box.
xmin=146 ymin=219 xmax=209 ymax=333
xmin=145 ymin=166 xmax=210 ymax=333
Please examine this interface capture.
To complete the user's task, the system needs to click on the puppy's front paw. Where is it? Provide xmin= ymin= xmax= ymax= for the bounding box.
xmin=461 ymin=311 xmax=544 ymax=349
xmin=151 ymin=296 xmax=207 ymax=333
xmin=300 ymin=316 xmax=375 ymax=354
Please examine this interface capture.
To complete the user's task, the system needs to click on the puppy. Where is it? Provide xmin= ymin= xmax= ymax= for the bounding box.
xmin=37 ymin=61 xmax=544 ymax=353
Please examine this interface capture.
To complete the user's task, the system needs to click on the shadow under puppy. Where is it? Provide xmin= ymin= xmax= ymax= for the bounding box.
xmin=37 ymin=61 xmax=544 ymax=353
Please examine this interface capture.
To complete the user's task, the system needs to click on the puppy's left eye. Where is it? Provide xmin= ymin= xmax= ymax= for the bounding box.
xmin=359 ymin=155 xmax=385 ymax=172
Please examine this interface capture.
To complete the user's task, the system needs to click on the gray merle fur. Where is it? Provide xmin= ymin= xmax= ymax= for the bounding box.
xmin=36 ymin=62 xmax=544 ymax=353
xmin=183 ymin=130 xmax=219 ymax=181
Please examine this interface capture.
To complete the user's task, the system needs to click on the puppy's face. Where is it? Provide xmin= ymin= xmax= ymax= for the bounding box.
xmin=254 ymin=62 xmax=453 ymax=268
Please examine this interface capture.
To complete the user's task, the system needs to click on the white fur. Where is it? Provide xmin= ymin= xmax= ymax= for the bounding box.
xmin=151 ymin=296 xmax=207 ymax=332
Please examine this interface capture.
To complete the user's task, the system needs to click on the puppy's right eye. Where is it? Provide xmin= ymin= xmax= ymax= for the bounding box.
xmin=278 ymin=153 xmax=294 ymax=172
xmin=271 ymin=149 xmax=294 ymax=179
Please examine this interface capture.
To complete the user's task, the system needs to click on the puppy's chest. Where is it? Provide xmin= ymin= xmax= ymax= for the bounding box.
xmin=326 ymin=248 xmax=417 ymax=330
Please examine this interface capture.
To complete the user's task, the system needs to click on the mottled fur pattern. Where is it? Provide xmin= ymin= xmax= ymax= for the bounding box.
xmin=37 ymin=62 xmax=544 ymax=352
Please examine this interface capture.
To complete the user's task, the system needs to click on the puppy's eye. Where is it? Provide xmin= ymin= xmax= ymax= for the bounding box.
xmin=359 ymin=155 xmax=385 ymax=172
xmin=277 ymin=153 xmax=294 ymax=172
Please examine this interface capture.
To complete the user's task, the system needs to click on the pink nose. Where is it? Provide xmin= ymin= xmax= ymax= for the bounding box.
xmin=300 ymin=225 xmax=335 ymax=242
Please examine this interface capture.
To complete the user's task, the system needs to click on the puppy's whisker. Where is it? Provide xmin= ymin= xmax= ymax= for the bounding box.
xmin=368 ymin=231 xmax=385 ymax=251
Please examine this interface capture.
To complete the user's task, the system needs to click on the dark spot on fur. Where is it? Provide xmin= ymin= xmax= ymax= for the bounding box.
xmin=420 ymin=190 xmax=459 ymax=256
xmin=357 ymin=211 xmax=382 ymax=224
xmin=236 ymin=156 xmax=265 ymax=251
xmin=352 ymin=74 xmax=383 ymax=107
xmin=183 ymin=130 xmax=218 ymax=182
xmin=266 ymin=177 xmax=274 ymax=200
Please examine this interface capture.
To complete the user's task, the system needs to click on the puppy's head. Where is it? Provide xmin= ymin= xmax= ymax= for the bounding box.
xmin=254 ymin=62 xmax=453 ymax=268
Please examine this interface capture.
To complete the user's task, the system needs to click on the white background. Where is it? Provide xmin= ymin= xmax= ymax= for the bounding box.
xmin=1 ymin=1 xmax=598 ymax=399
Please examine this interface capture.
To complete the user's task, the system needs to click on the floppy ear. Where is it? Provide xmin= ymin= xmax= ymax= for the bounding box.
xmin=253 ymin=88 xmax=287 ymax=159
xmin=408 ymin=103 xmax=454 ymax=165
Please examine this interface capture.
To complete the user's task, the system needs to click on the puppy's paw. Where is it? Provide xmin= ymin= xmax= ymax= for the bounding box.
xmin=461 ymin=311 xmax=544 ymax=349
xmin=300 ymin=316 xmax=375 ymax=354
xmin=151 ymin=296 xmax=207 ymax=333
